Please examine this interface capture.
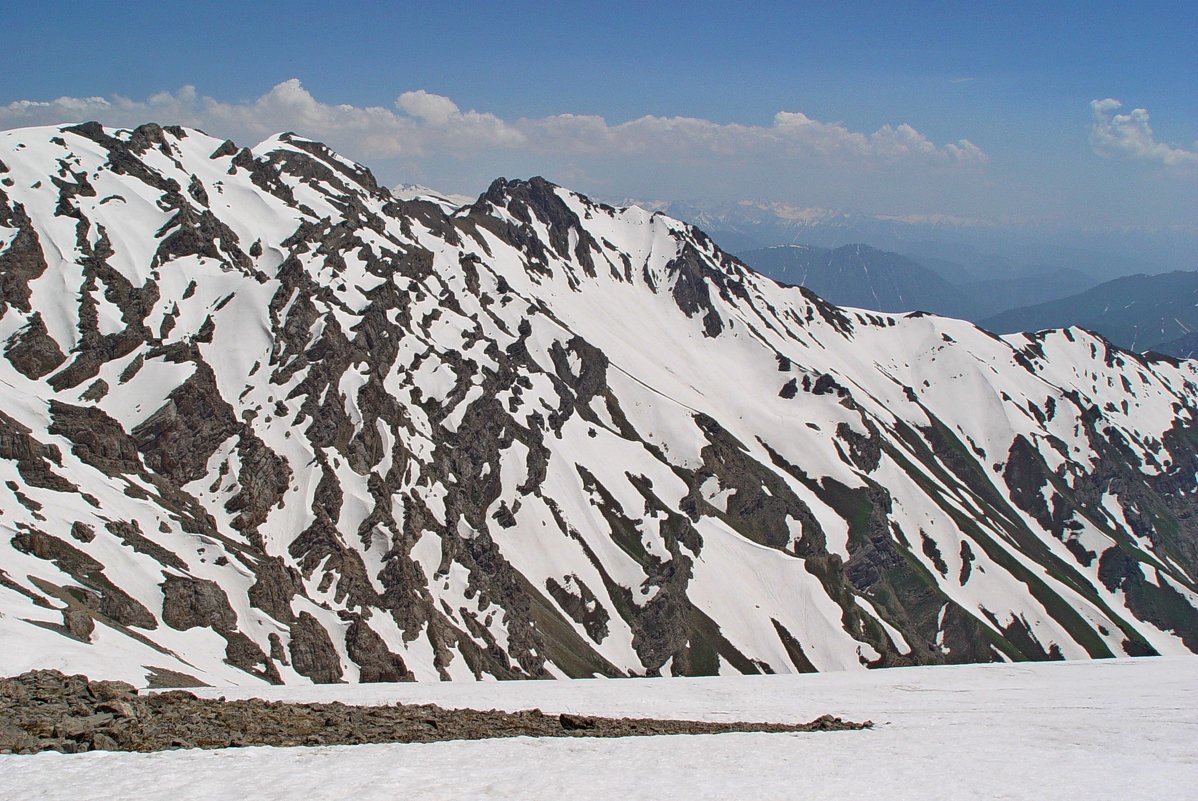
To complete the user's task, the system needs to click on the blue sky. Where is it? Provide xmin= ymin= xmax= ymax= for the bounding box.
xmin=3 ymin=2 xmax=1194 ymax=238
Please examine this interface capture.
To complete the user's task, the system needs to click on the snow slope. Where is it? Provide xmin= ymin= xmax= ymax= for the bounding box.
xmin=2 ymin=656 xmax=1194 ymax=801
xmin=390 ymin=183 xmax=474 ymax=212
xmin=0 ymin=122 xmax=1196 ymax=687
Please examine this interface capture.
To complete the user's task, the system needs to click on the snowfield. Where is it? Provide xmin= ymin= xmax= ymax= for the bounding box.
xmin=3 ymin=656 xmax=1194 ymax=801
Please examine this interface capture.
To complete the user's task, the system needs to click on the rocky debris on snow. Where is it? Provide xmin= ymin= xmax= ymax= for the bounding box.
xmin=0 ymin=670 xmax=871 ymax=754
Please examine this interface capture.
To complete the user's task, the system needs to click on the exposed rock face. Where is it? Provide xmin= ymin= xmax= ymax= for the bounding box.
xmin=0 ymin=188 xmax=49 ymax=315
xmin=0 ymin=123 xmax=1195 ymax=687
xmin=288 ymin=612 xmax=344 ymax=683
xmin=160 ymin=575 xmax=237 ymax=631
xmin=345 ymin=615 xmax=413 ymax=682
xmin=4 ymin=313 xmax=66 ymax=378
xmin=62 ymin=608 xmax=95 ymax=641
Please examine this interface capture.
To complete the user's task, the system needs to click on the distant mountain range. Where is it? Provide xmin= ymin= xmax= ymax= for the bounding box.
xmin=737 ymin=246 xmax=1198 ymax=358
xmin=944 ymin=266 xmax=1097 ymax=319
xmin=738 ymin=245 xmax=974 ymax=317
xmin=982 ymin=271 xmax=1198 ymax=356
xmin=631 ymin=198 xmax=1192 ymax=282
xmin=737 ymin=244 xmax=1098 ymax=321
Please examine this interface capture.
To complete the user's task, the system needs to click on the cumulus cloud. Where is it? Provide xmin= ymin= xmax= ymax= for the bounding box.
xmin=0 ymin=79 xmax=422 ymax=156
xmin=0 ymin=80 xmax=986 ymax=171
xmin=1090 ymin=98 xmax=1198 ymax=168
xmin=396 ymin=90 xmax=459 ymax=125
xmin=520 ymin=107 xmax=985 ymax=166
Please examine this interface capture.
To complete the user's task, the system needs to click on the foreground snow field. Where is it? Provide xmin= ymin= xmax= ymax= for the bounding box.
xmin=2 ymin=657 xmax=1194 ymax=801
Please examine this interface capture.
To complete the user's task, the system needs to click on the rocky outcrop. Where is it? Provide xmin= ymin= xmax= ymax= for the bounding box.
xmin=160 ymin=575 xmax=237 ymax=631
xmin=4 ymin=313 xmax=66 ymax=379
xmin=133 ymin=365 xmax=240 ymax=484
xmin=287 ymin=612 xmax=344 ymax=684
xmin=345 ymin=616 xmax=413 ymax=682
xmin=10 ymin=529 xmax=157 ymax=630
xmin=47 ymin=402 xmax=143 ymax=477
xmin=0 ymin=191 xmax=49 ymax=314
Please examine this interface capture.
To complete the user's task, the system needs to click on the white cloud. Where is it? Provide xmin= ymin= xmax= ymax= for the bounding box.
xmin=396 ymin=90 xmax=459 ymax=125
xmin=1090 ymin=98 xmax=1198 ymax=168
xmin=522 ymin=108 xmax=985 ymax=166
xmin=0 ymin=80 xmax=986 ymax=170
xmin=1 ymin=79 xmax=422 ymax=156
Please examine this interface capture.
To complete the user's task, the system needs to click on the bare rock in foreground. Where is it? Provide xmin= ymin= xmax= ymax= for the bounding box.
xmin=0 ymin=670 xmax=871 ymax=754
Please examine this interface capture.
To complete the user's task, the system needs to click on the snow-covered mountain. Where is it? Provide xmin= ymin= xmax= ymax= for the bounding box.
xmin=1 ymin=122 xmax=1196 ymax=686
xmin=390 ymin=183 xmax=473 ymax=213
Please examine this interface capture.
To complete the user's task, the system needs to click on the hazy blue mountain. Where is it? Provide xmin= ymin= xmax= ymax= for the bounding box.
xmin=631 ymin=199 xmax=1191 ymax=282
xmin=738 ymin=244 xmax=976 ymax=317
xmin=981 ymin=271 xmax=1198 ymax=355
xmin=1157 ymin=331 xmax=1198 ymax=359
xmin=957 ymin=268 xmax=1098 ymax=319
xmin=898 ymin=239 xmax=1162 ymax=285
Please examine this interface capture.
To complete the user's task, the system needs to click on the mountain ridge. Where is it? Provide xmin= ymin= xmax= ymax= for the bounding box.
xmin=0 ymin=121 xmax=1196 ymax=687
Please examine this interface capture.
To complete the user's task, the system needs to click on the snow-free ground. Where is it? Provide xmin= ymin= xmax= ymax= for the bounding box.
xmin=3 ymin=657 xmax=1194 ymax=801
